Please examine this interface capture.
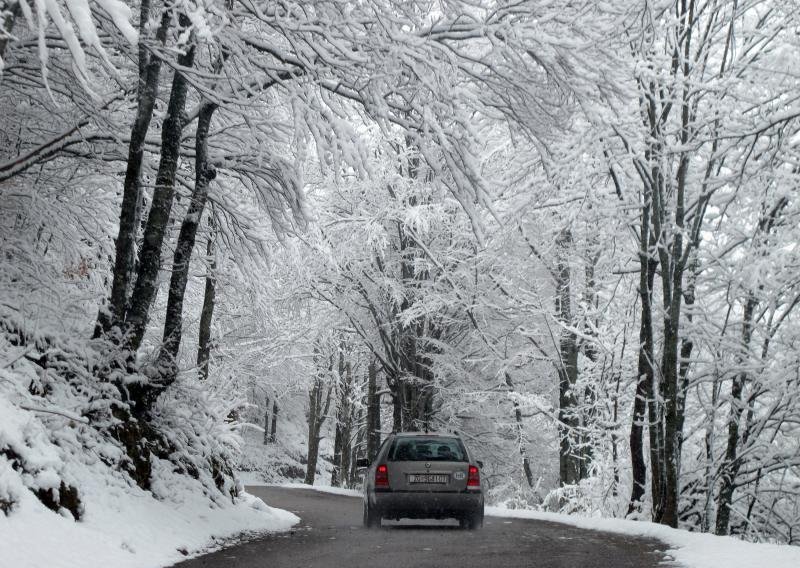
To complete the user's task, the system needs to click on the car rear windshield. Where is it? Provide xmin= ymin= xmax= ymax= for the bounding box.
xmin=388 ymin=437 xmax=468 ymax=462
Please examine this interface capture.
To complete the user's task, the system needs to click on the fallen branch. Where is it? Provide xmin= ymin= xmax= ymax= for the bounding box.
xmin=19 ymin=404 xmax=89 ymax=424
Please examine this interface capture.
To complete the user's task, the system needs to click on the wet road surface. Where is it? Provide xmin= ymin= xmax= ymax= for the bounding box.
xmin=172 ymin=486 xmax=671 ymax=568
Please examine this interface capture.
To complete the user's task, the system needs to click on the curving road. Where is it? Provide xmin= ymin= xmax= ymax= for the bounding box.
xmin=173 ymin=487 xmax=670 ymax=568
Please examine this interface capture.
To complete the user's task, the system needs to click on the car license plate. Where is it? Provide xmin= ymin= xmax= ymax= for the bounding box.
xmin=408 ymin=474 xmax=448 ymax=484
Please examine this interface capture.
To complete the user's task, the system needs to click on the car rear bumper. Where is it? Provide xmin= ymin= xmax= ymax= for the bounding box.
xmin=372 ymin=491 xmax=484 ymax=519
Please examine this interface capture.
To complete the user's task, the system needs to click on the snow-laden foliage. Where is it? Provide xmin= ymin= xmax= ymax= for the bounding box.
xmin=2 ymin=0 xmax=800 ymax=556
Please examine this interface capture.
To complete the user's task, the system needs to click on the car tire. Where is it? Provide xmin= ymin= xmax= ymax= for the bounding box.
xmin=466 ymin=509 xmax=484 ymax=530
xmin=363 ymin=503 xmax=381 ymax=529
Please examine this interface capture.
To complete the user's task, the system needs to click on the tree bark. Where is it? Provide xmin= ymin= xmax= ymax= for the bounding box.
xmin=159 ymin=101 xmax=217 ymax=376
xmin=556 ymin=228 xmax=581 ymax=486
xmin=263 ymin=397 xmax=270 ymax=445
xmin=124 ymin=18 xmax=196 ymax=360
xmin=715 ymin=293 xmax=756 ymax=535
xmin=365 ymin=358 xmax=381 ymax=461
xmin=505 ymin=372 xmax=534 ymax=487
xmin=269 ymin=400 xmax=278 ymax=443
xmin=332 ymin=354 xmax=353 ymax=487
xmin=305 ymin=352 xmax=333 ymax=485
xmin=196 ymin=210 xmax=216 ymax=381
xmin=628 ymin=208 xmax=657 ymax=515
xmin=97 ymin=4 xmax=171 ymax=337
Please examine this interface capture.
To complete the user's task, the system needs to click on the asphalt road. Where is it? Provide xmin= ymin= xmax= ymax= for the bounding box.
xmin=173 ymin=487 xmax=670 ymax=568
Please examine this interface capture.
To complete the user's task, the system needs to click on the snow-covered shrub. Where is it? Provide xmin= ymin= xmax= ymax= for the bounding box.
xmin=0 ymin=311 xmax=253 ymax=520
xmin=150 ymin=377 xmax=246 ymax=502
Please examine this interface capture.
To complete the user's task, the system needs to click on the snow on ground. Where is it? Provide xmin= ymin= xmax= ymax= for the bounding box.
xmin=487 ymin=506 xmax=800 ymax=568
xmin=0 ymin=354 xmax=299 ymax=568
xmin=0 ymin=473 xmax=298 ymax=568
xmin=270 ymin=482 xmax=362 ymax=498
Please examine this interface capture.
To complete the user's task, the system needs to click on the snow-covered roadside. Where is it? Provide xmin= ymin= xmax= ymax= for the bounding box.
xmin=267 ymin=481 xmax=363 ymax=498
xmin=0 ymin=478 xmax=298 ymax=568
xmin=486 ymin=506 xmax=800 ymax=568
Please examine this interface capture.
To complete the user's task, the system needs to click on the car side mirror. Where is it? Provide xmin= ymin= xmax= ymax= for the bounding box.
xmin=355 ymin=458 xmax=371 ymax=468
xmin=476 ymin=460 xmax=484 ymax=469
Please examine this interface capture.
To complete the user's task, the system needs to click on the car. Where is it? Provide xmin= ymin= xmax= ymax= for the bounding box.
xmin=357 ymin=432 xmax=485 ymax=530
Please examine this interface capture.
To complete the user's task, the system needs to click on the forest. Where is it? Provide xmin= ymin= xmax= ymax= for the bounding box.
xmin=1 ymin=0 xmax=799 ymax=554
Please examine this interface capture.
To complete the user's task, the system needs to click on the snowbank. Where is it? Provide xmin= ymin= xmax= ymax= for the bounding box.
xmin=0 ymin=390 xmax=299 ymax=568
xmin=0 ymin=478 xmax=298 ymax=568
xmin=269 ymin=482 xmax=362 ymax=498
xmin=486 ymin=506 xmax=800 ymax=568
xmin=0 ymin=321 xmax=299 ymax=568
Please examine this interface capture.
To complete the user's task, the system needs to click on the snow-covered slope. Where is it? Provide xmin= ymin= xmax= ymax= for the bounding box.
xmin=0 ymin=321 xmax=298 ymax=568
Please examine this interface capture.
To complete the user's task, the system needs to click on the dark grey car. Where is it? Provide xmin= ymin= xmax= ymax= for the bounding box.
xmin=358 ymin=432 xmax=485 ymax=529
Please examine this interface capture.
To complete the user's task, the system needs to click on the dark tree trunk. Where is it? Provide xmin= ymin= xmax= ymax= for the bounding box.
xmin=628 ymin=208 xmax=657 ymax=515
xmin=196 ymin=210 xmax=216 ymax=381
xmin=365 ymin=358 xmax=381 ymax=461
xmin=331 ymin=352 xmax=345 ymax=487
xmin=263 ymin=397 xmax=270 ymax=445
xmin=97 ymin=5 xmax=171 ymax=337
xmin=269 ymin=400 xmax=278 ymax=443
xmin=556 ymin=228 xmax=581 ymax=486
xmin=505 ymin=372 xmax=534 ymax=487
xmin=159 ymin=101 xmax=218 ymax=377
xmin=391 ymin=379 xmax=402 ymax=432
xmin=332 ymin=356 xmax=353 ymax=487
xmin=305 ymin=358 xmax=333 ymax=485
xmin=716 ymin=294 xmax=756 ymax=535
xmin=124 ymin=19 xmax=196 ymax=361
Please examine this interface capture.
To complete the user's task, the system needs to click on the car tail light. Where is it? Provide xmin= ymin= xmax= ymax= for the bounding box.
xmin=467 ymin=465 xmax=480 ymax=488
xmin=375 ymin=464 xmax=389 ymax=488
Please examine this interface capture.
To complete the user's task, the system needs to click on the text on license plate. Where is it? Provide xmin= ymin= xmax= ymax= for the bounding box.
xmin=408 ymin=474 xmax=449 ymax=484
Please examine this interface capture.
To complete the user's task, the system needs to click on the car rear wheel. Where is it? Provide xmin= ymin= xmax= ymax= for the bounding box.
xmin=363 ymin=503 xmax=381 ymax=529
xmin=461 ymin=509 xmax=483 ymax=530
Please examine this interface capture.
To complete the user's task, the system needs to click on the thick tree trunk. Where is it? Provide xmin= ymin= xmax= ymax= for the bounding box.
xmin=124 ymin=20 xmax=196 ymax=359
xmin=196 ymin=211 xmax=216 ymax=381
xmin=97 ymin=5 xmax=171 ymax=337
xmin=159 ymin=101 xmax=217 ymax=376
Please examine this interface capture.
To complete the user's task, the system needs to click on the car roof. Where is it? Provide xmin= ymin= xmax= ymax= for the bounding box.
xmin=391 ymin=431 xmax=461 ymax=438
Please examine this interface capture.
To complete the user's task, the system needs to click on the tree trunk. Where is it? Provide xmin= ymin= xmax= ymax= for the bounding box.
xmin=263 ymin=397 xmax=270 ymax=445
xmin=269 ymin=400 xmax=278 ymax=443
xmin=504 ymin=372 xmax=534 ymax=487
xmin=391 ymin=381 xmax=402 ymax=432
xmin=305 ymin=360 xmax=333 ymax=485
xmin=196 ymin=210 xmax=216 ymax=381
xmin=556 ymin=228 xmax=581 ymax=486
xmin=628 ymin=209 xmax=657 ymax=515
xmin=365 ymin=358 xmax=381 ymax=461
xmin=124 ymin=18 xmax=196 ymax=361
xmin=97 ymin=4 xmax=171 ymax=337
xmin=716 ymin=294 xmax=756 ymax=535
xmin=332 ymin=355 xmax=354 ymax=487
xmin=159 ymin=101 xmax=218 ymax=377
